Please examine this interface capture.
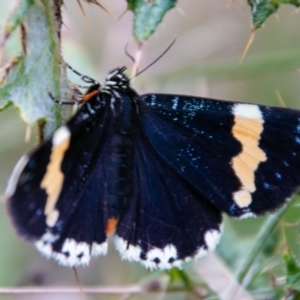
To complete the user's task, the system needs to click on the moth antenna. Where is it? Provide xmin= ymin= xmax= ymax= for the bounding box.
xmin=131 ymin=34 xmax=177 ymax=80
xmin=124 ymin=42 xmax=136 ymax=64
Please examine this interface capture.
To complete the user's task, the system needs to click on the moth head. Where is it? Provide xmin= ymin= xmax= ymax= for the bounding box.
xmin=104 ymin=67 xmax=129 ymax=89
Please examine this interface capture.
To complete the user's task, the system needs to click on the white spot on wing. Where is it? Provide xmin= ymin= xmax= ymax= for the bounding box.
xmin=53 ymin=239 xmax=91 ymax=267
xmin=150 ymin=95 xmax=156 ymax=106
xmin=36 ymin=235 xmax=107 ymax=267
xmin=53 ymin=126 xmax=70 ymax=145
xmin=35 ymin=232 xmax=60 ymax=258
xmin=194 ymin=247 xmax=207 ymax=259
xmin=204 ymin=228 xmax=221 ymax=250
xmin=142 ymin=244 xmax=181 ymax=270
xmin=46 ymin=209 xmax=59 ymax=227
xmin=114 ymin=236 xmax=142 ymax=262
xmin=5 ymin=155 xmax=29 ymax=198
xmin=115 ymin=227 xmax=222 ymax=271
xmin=195 ymin=228 xmax=222 ymax=259
xmin=91 ymin=241 xmax=108 ymax=256
xmin=171 ymin=97 xmax=179 ymax=109
xmin=35 ymin=240 xmax=53 ymax=258
xmin=232 ymin=104 xmax=262 ymax=119
xmin=238 ymin=212 xmax=256 ymax=219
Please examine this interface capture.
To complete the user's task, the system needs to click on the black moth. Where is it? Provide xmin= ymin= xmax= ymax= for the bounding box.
xmin=5 ymin=66 xmax=300 ymax=270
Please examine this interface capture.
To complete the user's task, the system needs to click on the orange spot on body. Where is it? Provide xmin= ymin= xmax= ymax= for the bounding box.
xmin=106 ymin=218 xmax=118 ymax=235
xmin=82 ymin=90 xmax=99 ymax=102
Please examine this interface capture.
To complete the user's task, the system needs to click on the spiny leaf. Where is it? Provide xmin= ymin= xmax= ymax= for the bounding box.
xmin=127 ymin=0 xmax=176 ymax=41
xmin=0 ymin=0 xmax=70 ymax=136
xmin=1 ymin=0 xmax=34 ymax=42
xmin=247 ymin=0 xmax=300 ymax=29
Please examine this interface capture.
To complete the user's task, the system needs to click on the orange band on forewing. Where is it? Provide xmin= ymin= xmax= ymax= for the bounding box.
xmin=106 ymin=218 xmax=118 ymax=235
xmin=231 ymin=105 xmax=267 ymax=208
xmin=41 ymin=127 xmax=71 ymax=227
xmin=82 ymin=90 xmax=99 ymax=102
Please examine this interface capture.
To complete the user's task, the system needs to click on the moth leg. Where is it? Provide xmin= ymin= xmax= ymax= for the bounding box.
xmin=76 ymin=84 xmax=92 ymax=89
xmin=48 ymin=92 xmax=84 ymax=106
xmin=67 ymin=63 xmax=99 ymax=85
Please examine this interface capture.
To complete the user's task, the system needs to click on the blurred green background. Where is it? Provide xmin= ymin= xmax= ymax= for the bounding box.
xmin=0 ymin=0 xmax=300 ymax=299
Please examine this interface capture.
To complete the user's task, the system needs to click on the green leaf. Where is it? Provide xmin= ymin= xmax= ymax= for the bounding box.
xmin=127 ymin=0 xmax=176 ymax=41
xmin=0 ymin=0 xmax=70 ymax=136
xmin=284 ymin=248 xmax=300 ymax=291
xmin=247 ymin=0 xmax=300 ymax=29
xmin=236 ymin=195 xmax=298 ymax=285
xmin=1 ymin=0 xmax=34 ymax=40
xmin=168 ymin=268 xmax=192 ymax=290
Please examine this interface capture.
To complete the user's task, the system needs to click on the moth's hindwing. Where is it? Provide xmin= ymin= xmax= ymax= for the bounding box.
xmin=115 ymin=132 xmax=222 ymax=270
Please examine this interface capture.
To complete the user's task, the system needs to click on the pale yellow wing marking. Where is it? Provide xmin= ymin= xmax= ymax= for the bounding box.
xmin=231 ymin=104 xmax=267 ymax=208
xmin=41 ymin=126 xmax=71 ymax=227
